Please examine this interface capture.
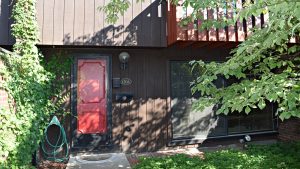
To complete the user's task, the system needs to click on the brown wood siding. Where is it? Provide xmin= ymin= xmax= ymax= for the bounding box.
xmin=0 ymin=0 xmax=9 ymax=45
xmin=63 ymin=0 xmax=75 ymax=45
xmin=43 ymin=0 xmax=55 ymax=44
xmin=41 ymin=47 xmax=229 ymax=152
xmin=0 ymin=0 xmax=14 ymax=45
xmin=93 ymin=0 xmax=104 ymax=45
xmin=53 ymin=0 xmax=65 ymax=45
xmin=0 ymin=0 xmax=167 ymax=46
xmin=73 ymin=0 xmax=84 ymax=45
xmin=36 ymin=0 xmax=44 ymax=43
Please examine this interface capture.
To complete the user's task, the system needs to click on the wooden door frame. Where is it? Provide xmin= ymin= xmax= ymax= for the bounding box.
xmin=71 ymin=54 xmax=112 ymax=151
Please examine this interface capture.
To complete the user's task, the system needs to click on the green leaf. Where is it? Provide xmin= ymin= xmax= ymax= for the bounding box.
xmin=245 ymin=106 xmax=251 ymax=114
xmin=258 ymin=100 xmax=266 ymax=110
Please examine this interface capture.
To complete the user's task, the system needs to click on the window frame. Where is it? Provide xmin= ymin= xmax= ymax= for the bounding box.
xmin=168 ymin=60 xmax=278 ymax=145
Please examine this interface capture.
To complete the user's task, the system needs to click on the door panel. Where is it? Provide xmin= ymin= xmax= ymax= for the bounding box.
xmin=77 ymin=59 xmax=107 ymax=134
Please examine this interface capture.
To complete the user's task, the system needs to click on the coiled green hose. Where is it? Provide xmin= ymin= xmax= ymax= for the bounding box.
xmin=41 ymin=116 xmax=69 ymax=163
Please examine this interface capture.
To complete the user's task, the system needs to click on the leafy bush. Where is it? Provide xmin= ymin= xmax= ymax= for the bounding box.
xmin=0 ymin=0 xmax=72 ymax=168
xmin=134 ymin=142 xmax=300 ymax=169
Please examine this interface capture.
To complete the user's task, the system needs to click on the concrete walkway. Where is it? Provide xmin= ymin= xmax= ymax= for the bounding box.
xmin=67 ymin=153 xmax=131 ymax=169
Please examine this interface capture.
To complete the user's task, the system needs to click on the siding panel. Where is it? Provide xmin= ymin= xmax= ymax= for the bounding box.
xmin=0 ymin=0 xmax=9 ymax=44
xmin=63 ymin=0 xmax=74 ymax=45
xmin=128 ymin=52 xmax=139 ymax=152
xmin=140 ymin=0 xmax=152 ymax=46
xmin=113 ymin=0 xmax=124 ymax=46
xmin=53 ymin=0 xmax=64 ymax=45
xmin=121 ymin=0 xmax=133 ymax=46
xmin=137 ymin=53 xmax=147 ymax=152
xmin=126 ymin=0 xmax=142 ymax=46
xmin=94 ymin=0 xmax=104 ymax=45
xmin=83 ymin=0 xmax=95 ymax=44
xmin=150 ymin=0 xmax=161 ymax=46
xmin=103 ymin=0 xmax=115 ymax=46
xmin=112 ymin=53 xmax=122 ymax=151
xmin=160 ymin=1 xmax=167 ymax=46
xmin=42 ymin=0 xmax=55 ymax=44
xmin=73 ymin=0 xmax=84 ymax=45
xmin=36 ymin=0 xmax=44 ymax=43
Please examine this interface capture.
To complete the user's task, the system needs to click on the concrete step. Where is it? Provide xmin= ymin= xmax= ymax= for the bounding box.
xmin=67 ymin=153 xmax=131 ymax=169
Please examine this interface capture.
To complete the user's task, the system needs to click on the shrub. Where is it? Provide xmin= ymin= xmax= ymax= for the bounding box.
xmin=134 ymin=142 xmax=300 ymax=169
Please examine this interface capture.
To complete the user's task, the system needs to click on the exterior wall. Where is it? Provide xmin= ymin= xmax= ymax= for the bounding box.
xmin=278 ymin=118 xmax=300 ymax=141
xmin=41 ymin=46 xmax=229 ymax=152
xmin=0 ymin=0 xmax=167 ymax=47
xmin=0 ymin=0 xmax=14 ymax=45
xmin=0 ymin=60 xmax=9 ymax=110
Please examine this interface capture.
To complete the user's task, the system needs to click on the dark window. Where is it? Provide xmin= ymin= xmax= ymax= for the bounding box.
xmin=228 ymin=104 xmax=274 ymax=134
xmin=170 ymin=61 xmax=226 ymax=139
xmin=170 ymin=61 xmax=276 ymax=140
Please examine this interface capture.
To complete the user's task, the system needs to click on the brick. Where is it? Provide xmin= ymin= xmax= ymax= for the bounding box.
xmin=278 ymin=117 xmax=300 ymax=141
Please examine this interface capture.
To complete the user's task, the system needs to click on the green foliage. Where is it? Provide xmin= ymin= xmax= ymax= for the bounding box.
xmin=0 ymin=0 xmax=72 ymax=168
xmin=98 ymin=0 xmax=146 ymax=23
xmin=42 ymin=51 xmax=72 ymax=116
xmin=102 ymin=0 xmax=300 ymax=119
xmin=185 ymin=0 xmax=300 ymax=120
xmin=134 ymin=142 xmax=300 ymax=169
xmin=98 ymin=0 xmax=131 ymax=24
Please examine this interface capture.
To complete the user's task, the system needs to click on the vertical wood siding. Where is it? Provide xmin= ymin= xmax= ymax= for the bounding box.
xmin=42 ymin=0 xmax=55 ymax=44
xmin=0 ymin=0 xmax=9 ymax=44
xmin=42 ymin=47 xmax=229 ymax=152
xmin=41 ymin=0 xmax=166 ymax=47
xmin=53 ymin=0 xmax=65 ymax=45
xmin=109 ymin=47 xmax=226 ymax=152
xmin=0 ymin=0 xmax=166 ymax=46
xmin=0 ymin=0 xmax=14 ymax=45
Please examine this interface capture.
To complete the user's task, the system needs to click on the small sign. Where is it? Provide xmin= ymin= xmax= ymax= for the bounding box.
xmin=121 ymin=78 xmax=132 ymax=86
xmin=112 ymin=78 xmax=121 ymax=88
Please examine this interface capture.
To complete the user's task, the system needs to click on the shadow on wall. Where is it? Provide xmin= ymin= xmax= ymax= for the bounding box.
xmin=63 ymin=0 xmax=165 ymax=46
xmin=71 ymin=97 xmax=170 ymax=153
xmin=71 ymin=97 xmax=221 ymax=153
xmin=112 ymin=98 xmax=169 ymax=153
xmin=171 ymin=99 xmax=221 ymax=140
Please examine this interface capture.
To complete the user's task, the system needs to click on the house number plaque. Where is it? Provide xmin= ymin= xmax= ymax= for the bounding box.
xmin=121 ymin=78 xmax=132 ymax=86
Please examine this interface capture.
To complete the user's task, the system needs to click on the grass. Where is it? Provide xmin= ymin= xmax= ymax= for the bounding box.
xmin=133 ymin=142 xmax=300 ymax=169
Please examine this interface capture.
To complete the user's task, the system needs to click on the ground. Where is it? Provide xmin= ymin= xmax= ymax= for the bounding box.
xmin=37 ymin=141 xmax=300 ymax=169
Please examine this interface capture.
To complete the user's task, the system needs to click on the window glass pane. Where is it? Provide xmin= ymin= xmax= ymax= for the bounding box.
xmin=170 ymin=61 xmax=226 ymax=139
xmin=227 ymin=114 xmax=240 ymax=134
xmin=250 ymin=103 xmax=274 ymax=131
xmin=170 ymin=61 xmax=275 ymax=140
xmin=228 ymin=103 xmax=274 ymax=134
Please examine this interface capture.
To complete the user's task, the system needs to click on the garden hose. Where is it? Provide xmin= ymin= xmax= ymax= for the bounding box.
xmin=41 ymin=116 xmax=69 ymax=163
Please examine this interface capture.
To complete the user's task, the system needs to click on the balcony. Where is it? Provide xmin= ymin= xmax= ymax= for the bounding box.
xmin=167 ymin=0 xmax=299 ymax=48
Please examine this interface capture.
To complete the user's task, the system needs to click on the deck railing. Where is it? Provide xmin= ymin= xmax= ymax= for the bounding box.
xmin=167 ymin=0 xmax=298 ymax=46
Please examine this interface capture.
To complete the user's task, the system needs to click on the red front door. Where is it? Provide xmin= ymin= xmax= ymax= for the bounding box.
xmin=77 ymin=59 xmax=107 ymax=134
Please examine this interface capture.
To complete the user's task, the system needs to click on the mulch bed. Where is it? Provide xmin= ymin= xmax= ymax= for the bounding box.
xmin=37 ymin=160 xmax=67 ymax=169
